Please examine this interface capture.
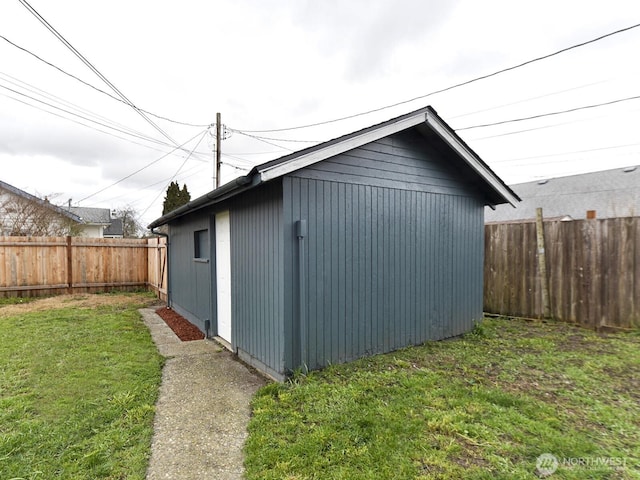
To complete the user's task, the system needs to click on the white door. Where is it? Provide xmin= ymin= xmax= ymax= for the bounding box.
xmin=215 ymin=211 xmax=232 ymax=343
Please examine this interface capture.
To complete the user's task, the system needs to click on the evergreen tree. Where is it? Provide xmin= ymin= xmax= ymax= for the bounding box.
xmin=162 ymin=182 xmax=191 ymax=215
xmin=180 ymin=183 xmax=191 ymax=206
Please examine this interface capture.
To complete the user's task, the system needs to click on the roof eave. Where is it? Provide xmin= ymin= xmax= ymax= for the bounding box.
xmin=426 ymin=112 xmax=520 ymax=208
xmin=424 ymin=110 xmax=520 ymax=207
xmin=258 ymin=112 xmax=428 ymax=182
xmin=147 ymin=174 xmax=255 ymax=229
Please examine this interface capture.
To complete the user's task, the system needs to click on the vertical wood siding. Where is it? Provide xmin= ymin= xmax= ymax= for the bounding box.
xmin=231 ymin=182 xmax=285 ymax=376
xmin=284 ymin=177 xmax=484 ymax=371
xmin=168 ymin=215 xmax=212 ymax=332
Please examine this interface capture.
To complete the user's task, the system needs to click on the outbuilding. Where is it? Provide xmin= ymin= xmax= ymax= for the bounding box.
xmin=148 ymin=106 xmax=518 ymax=381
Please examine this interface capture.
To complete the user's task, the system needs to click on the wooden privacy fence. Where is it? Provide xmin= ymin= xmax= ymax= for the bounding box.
xmin=484 ymin=217 xmax=639 ymax=330
xmin=0 ymin=236 xmax=167 ymax=301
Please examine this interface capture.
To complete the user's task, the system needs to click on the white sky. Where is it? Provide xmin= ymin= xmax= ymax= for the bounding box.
xmin=1 ymin=0 xmax=639 ymax=228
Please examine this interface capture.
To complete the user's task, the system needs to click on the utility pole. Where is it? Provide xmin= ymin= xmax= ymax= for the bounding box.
xmin=215 ymin=112 xmax=222 ymax=188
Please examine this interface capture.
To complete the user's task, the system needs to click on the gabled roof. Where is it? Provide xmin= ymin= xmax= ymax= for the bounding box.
xmin=149 ymin=106 xmax=519 ymax=229
xmin=0 ymin=179 xmax=82 ymax=223
xmin=68 ymin=206 xmax=112 ymax=225
xmin=485 ymin=166 xmax=640 ymax=222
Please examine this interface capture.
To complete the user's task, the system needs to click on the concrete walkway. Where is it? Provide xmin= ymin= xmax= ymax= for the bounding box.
xmin=140 ymin=308 xmax=266 ymax=480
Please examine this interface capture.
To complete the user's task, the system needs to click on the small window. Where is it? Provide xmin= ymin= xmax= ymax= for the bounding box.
xmin=194 ymin=229 xmax=208 ymax=259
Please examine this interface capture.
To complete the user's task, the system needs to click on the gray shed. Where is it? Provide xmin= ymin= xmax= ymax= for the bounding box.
xmin=148 ymin=106 xmax=519 ymax=380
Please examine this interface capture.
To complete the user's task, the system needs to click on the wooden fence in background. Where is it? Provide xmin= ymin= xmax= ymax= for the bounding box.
xmin=0 ymin=236 xmax=167 ymax=301
xmin=484 ymin=217 xmax=639 ymax=330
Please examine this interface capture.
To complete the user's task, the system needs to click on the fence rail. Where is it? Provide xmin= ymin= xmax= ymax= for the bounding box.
xmin=484 ymin=217 xmax=639 ymax=330
xmin=0 ymin=236 xmax=167 ymax=300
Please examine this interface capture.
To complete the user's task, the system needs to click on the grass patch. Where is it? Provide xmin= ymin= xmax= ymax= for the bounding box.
xmin=0 ymin=293 xmax=163 ymax=479
xmin=245 ymin=318 xmax=640 ymax=479
xmin=0 ymin=296 xmax=39 ymax=306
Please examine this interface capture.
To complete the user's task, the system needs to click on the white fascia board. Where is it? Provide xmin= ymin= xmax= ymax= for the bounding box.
xmin=425 ymin=110 xmax=519 ymax=207
xmin=259 ymin=113 xmax=427 ymax=182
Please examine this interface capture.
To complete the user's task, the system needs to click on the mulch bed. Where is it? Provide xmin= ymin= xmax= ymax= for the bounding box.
xmin=155 ymin=307 xmax=205 ymax=341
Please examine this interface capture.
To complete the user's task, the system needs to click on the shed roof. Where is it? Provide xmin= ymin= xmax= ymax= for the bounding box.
xmin=149 ymin=106 xmax=519 ymax=229
xmin=485 ymin=165 xmax=640 ymax=222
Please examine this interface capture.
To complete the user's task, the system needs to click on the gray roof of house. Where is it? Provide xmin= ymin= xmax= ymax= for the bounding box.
xmin=104 ymin=218 xmax=123 ymax=236
xmin=0 ymin=179 xmax=83 ymax=223
xmin=149 ymin=106 xmax=519 ymax=229
xmin=485 ymin=165 xmax=640 ymax=222
xmin=68 ymin=206 xmax=112 ymax=225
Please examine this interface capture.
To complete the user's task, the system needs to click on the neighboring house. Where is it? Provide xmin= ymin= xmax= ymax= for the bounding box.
xmin=485 ymin=166 xmax=640 ymax=223
xmin=0 ymin=179 xmax=81 ymax=236
xmin=68 ymin=206 xmax=120 ymax=238
xmin=103 ymin=217 xmax=124 ymax=238
xmin=148 ymin=106 xmax=519 ymax=381
xmin=0 ymin=179 xmax=120 ymax=237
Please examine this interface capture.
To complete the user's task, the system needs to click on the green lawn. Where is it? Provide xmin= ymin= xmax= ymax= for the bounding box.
xmin=245 ymin=318 xmax=640 ymax=479
xmin=0 ymin=293 xmax=164 ymax=480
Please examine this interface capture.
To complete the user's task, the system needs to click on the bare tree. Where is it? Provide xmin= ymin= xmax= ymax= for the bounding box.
xmin=114 ymin=206 xmax=143 ymax=238
xmin=0 ymin=193 xmax=80 ymax=236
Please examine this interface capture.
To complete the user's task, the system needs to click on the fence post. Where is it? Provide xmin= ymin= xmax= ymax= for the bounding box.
xmin=66 ymin=236 xmax=73 ymax=294
xmin=535 ymin=208 xmax=551 ymax=318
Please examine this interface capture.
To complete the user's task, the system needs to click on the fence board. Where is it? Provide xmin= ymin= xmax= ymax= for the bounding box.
xmin=0 ymin=236 xmax=166 ymax=298
xmin=484 ymin=217 xmax=640 ymax=330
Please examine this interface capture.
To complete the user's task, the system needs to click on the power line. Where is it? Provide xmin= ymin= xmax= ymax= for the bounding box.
xmin=18 ymin=0 xmax=192 ymax=149
xmin=0 ymin=88 xmax=212 ymax=163
xmin=456 ymin=94 xmax=640 ymax=131
xmin=0 ymin=82 xmax=207 ymax=162
xmin=234 ymin=22 xmax=640 ymax=133
xmin=140 ymin=131 xmax=208 ymax=217
xmin=447 ymin=80 xmax=610 ymax=120
xmin=0 ymin=34 xmax=209 ymax=128
xmin=229 ymin=131 xmax=320 ymax=143
xmin=86 ymin=162 xmax=206 ymax=207
xmin=232 ymin=130 xmax=295 ymax=152
xmin=0 ymin=73 xmax=177 ymax=148
xmin=77 ymin=129 xmax=207 ymax=204
xmin=493 ymin=142 xmax=640 ymax=164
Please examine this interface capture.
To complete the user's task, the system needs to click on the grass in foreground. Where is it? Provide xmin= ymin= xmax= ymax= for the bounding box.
xmin=0 ymin=293 xmax=164 ymax=480
xmin=245 ymin=318 xmax=640 ymax=479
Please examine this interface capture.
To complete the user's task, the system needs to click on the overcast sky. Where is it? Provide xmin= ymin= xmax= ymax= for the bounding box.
xmin=1 ymin=0 xmax=639 ymax=227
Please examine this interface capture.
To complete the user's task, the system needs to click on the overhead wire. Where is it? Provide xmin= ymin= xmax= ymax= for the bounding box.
xmin=446 ymin=80 xmax=610 ymax=120
xmin=140 ymin=130 xmax=208 ymax=217
xmin=0 ymin=34 xmax=209 ymax=128
xmin=0 ymin=88 xmax=213 ymax=163
xmin=231 ymin=130 xmax=295 ymax=152
xmin=228 ymin=131 xmax=320 ymax=143
xmin=77 ymin=129 xmax=207 ymax=204
xmin=455 ymin=94 xmax=640 ymax=131
xmin=0 ymin=82 xmax=208 ymax=162
xmin=492 ymin=142 xmax=640 ymax=165
xmin=86 ymin=162 xmax=206 ymax=207
xmin=18 ymin=0 xmax=201 ymax=150
xmin=0 ymin=72 xmax=180 ymax=149
xmin=0 ymin=70 xmax=212 ymax=161
xmin=233 ymin=22 xmax=640 ymax=133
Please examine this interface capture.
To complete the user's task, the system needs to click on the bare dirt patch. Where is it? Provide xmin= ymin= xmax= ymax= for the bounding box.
xmin=0 ymin=293 xmax=158 ymax=318
xmin=155 ymin=307 xmax=204 ymax=341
